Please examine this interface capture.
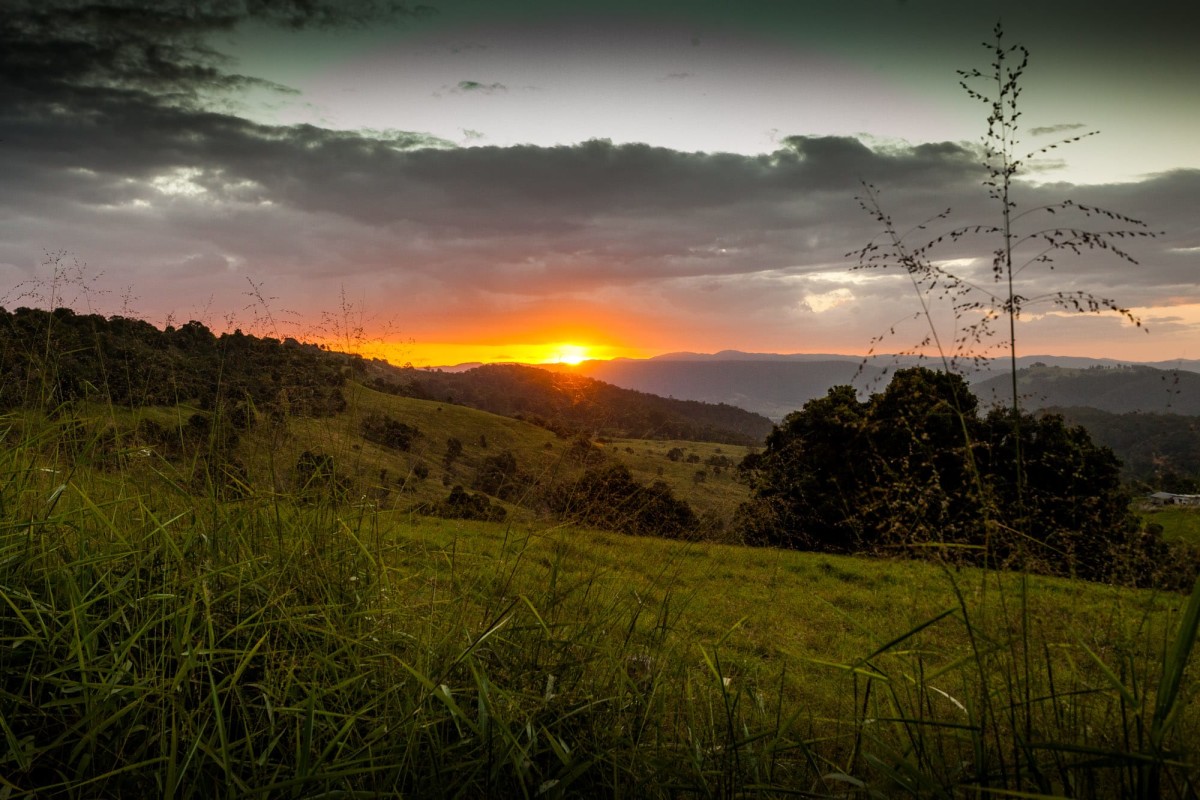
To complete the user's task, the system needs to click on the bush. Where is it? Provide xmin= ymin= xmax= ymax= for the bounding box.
xmin=737 ymin=367 xmax=1142 ymax=580
xmin=294 ymin=450 xmax=349 ymax=503
xmin=545 ymin=464 xmax=696 ymax=538
xmin=360 ymin=412 xmax=420 ymax=451
xmin=567 ymin=434 xmax=606 ymax=465
xmin=472 ymin=450 xmax=528 ymax=501
xmin=419 ymin=485 xmax=506 ymax=522
xmin=443 ymin=437 xmax=463 ymax=469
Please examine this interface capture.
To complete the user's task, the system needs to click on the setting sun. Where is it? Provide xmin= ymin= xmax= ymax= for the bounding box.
xmin=549 ymin=344 xmax=589 ymax=365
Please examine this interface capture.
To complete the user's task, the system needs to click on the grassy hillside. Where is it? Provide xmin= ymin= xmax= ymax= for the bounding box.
xmin=1140 ymin=505 xmax=1200 ymax=546
xmin=231 ymin=381 xmax=754 ymax=528
xmin=2 ymin=399 xmax=1198 ymax=797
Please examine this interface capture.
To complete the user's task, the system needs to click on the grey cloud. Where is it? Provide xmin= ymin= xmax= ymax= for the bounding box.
xmin=3 ymin=86 xmax=1193 ymax=312
xmin=455 ymin=80 xmax=507 ymax=94
xmin=1028 ymin=123 xmax=1089 ymax=137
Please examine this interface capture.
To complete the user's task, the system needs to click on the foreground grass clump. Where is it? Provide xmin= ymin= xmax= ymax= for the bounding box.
xmin=2 ymin=413 xmax=1198 ymax=798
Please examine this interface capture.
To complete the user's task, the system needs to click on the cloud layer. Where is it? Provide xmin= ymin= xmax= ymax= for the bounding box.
xmin=2 ymin=1 xmax=1196 ymax=360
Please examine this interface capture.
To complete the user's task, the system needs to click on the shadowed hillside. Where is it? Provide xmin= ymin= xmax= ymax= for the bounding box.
xmin=975 ymin=364 xmax=1200 ymax=414
xmin=544 ymin=354 xmax=1200 ymax=421
xmin=365 ymin=361 xmax=774 ymax=444
xmin=1050 ymin=406 xmax=1200 ymax=489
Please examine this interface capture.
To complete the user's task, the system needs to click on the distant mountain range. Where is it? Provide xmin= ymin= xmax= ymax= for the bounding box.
xmin=509 ymin=352 xmax=1200 ymax=420
xmin=556 ymin=358 xmax=888 ymax=422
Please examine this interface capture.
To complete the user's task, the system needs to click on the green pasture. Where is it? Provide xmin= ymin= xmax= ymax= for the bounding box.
xmin=2 ymin=405 xmax=1198 ymax=797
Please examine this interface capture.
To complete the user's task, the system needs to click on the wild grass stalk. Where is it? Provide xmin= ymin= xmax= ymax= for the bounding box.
xmin=833 ymin=26 xmax=1194 ymax=795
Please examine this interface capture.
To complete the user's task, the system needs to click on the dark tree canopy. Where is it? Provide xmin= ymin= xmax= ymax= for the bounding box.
xmin=472 ymin=450 xmax=529 ymax=501
xmin=738 ymin=367 xmax=1138 ymax=581
xmin=360 ymin=412 xmax=420 ymax=452
xmin=0 ymin=306 xmax=350 ymax=416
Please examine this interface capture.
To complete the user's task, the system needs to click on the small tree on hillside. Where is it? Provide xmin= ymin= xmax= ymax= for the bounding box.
xmin=443 ymin=436 xmax=463 ymax=470
xmin=472 ymin=449 xmax=528 ymax=501
xmin=546 ymin=463 xmax=697 ymax=538
xmin=360 ymin=412 xmax=420 ymax=451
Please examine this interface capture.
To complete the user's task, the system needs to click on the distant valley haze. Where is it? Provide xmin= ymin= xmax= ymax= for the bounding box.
xmin=430 ymin=351 xmax=1200 ymax=420
xmin=2 ymin=0 xmax=1197 ymax=367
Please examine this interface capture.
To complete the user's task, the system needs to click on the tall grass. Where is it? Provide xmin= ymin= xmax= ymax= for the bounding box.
xmin=2 ymin=399 xmax=1198 ymax=797
xmin=0 ymin=406 xmax=807 ymax=797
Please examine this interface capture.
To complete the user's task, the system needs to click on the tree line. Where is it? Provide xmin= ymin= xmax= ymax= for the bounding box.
xmin=0 ymin=307 xmax=351 ymax=417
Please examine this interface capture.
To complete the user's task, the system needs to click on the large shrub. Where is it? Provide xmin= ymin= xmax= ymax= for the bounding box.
xmin=472 ymin=450 xmax=529 ymax=501
xmin=737 ymin=367 xmax=1142 ymax=580
xmin=546 ymin=463 xmax=697 ymax=538
xmin=360 ymin=412 xmax=420 ymax=451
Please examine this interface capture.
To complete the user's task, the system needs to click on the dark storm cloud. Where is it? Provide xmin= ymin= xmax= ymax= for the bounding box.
xmin=1 ymin=1 xmax=433 ymax=103
xmin=3 ymin=75 xmax=1193 ymax=305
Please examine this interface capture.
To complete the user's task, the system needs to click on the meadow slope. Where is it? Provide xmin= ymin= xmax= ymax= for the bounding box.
xmin=2 ymin=394 xmax=1198 ymax=797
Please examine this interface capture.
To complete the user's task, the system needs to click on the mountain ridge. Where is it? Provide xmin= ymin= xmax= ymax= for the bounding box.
xmin=527 ymin=354 xmax=1200 ymax=421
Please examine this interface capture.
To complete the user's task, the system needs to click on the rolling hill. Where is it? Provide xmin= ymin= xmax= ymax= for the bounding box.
xmin=975 ymin=364 xmax=1200 ymax=415
xmin=557 ymin=358 xmax=889 ymax=422
xmin=362 ymin=361 xmax=774 ymax=445
xmin=0 ymin=307 xmax=773 ymax=446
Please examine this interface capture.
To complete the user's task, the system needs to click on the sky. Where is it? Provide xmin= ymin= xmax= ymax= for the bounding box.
xmin=1 ymin=0 xmax=1197 ymax=367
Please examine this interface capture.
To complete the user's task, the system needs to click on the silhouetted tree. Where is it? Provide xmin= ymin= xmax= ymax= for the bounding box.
xmin=737 ymin=367 xmax=1139 ymax=580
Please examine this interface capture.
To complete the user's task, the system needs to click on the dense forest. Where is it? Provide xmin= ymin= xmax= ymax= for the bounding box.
xmin=0 ymin=306 xmax=351 ymax=416
xmin=1051 ymin=406 xmax=1200 ymax=491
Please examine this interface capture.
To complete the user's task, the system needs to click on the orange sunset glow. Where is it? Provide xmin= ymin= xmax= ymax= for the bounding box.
xmin=360 ymin=340 xmax=647 ymax=368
